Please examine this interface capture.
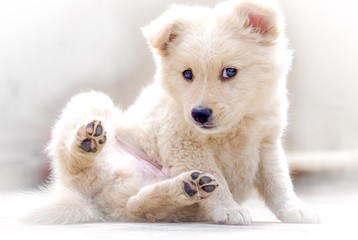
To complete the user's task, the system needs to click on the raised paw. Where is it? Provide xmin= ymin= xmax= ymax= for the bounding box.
xmin=183 ymin=171 xmax=218 ymax=199
xmin=77 ymin=120 xmax=107 ymax=153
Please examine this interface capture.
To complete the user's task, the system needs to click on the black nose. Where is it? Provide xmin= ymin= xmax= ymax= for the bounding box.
xmin=191 ymin=106 xmax=212 ymax=124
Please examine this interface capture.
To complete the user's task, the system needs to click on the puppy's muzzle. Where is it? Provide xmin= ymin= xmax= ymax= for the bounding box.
xmin=191 ymin=106 xmax=213 ymax=124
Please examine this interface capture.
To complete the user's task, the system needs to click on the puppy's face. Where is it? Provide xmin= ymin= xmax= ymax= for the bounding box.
xmin=144 ymin=1 xmax=291 ymax=134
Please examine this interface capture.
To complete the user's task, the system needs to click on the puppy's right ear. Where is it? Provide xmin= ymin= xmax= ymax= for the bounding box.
xmin=142 ymin=7 xmax=184 ymax=56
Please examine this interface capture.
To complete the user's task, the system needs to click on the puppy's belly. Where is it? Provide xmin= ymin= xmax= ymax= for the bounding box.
xmin=116 ymin=139 xmax=169 ymax=181
xmin=129 ymin=155 xmax=169 ymax=181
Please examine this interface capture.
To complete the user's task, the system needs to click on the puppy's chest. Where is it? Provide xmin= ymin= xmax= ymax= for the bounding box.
xmin=210 ymin=133 xmax=260 ymax=187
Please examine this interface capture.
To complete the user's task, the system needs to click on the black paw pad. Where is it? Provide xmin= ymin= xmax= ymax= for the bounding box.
xmin=190 ymin=172 xmax=201 ymax=180
xmin=199 ymin=176 xmax=212 ymax=185
xmin=201 ymin=185 xmax=216 ymax=193
xmin=80 ymin=139 xmax=96 ymax=153
xmin=98 ymin=135 xmax=106 ymax=144
xmin=184 ymin=181 xmax=197 ymax=197
xmin=94 ymin=124 xmax=103 ymax=136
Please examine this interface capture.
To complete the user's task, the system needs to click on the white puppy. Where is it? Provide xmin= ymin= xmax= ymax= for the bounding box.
xmin=24 ymin=0 xmax=319 ymax=224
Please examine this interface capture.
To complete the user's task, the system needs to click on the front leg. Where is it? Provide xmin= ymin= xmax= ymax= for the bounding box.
xmin=256 ymin=140 xmax=320 ymax=223
xmin=164 ymin=141 xmax=252 ymax=225
xmin=116 ymin=114 xmax=250 ymax=224
xmin=126 ymin=171 xmax=218 ymax=222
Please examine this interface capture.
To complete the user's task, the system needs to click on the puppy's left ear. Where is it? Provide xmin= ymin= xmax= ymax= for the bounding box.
xmin=233 ymin=0 xmax=283 ymax=43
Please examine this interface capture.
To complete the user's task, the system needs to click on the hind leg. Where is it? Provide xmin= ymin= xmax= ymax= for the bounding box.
xmin=48 ymin=91 xmax=120 ymax=176
xmin=23 ymin=92 xmax=120 ymax=224
xmin=126 ymin=171 xmax=219 ymax=222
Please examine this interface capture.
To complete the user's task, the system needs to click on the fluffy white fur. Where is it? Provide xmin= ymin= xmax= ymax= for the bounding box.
xmin=23 ymin=0 xmax=320 ymax=224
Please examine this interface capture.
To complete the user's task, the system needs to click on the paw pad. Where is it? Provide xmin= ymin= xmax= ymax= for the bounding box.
xmin=183 ymin=171 xmax=218 ymax=198
xmin=78 ymin=120 xmax=106 ymax=153
xmin=184 ymin=182 xmax=197 ymax=197
xmin=190 ymin=172 xmax=200 ymax=180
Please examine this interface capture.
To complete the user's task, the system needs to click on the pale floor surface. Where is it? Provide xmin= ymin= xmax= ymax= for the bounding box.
xmin=0 ymin=172 xmax=357 ymax=240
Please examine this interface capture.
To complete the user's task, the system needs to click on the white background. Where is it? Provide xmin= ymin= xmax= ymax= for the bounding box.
xmin=0 ymin=0 xmax=357 ymax=189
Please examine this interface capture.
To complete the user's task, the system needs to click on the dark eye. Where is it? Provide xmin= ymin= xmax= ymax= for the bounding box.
xmin=183 ymin=69 xmax=193 ymax=81
xmin=221 ymin=67 xmax=237 ymax=80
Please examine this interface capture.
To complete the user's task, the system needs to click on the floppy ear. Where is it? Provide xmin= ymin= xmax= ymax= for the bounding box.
xmin=142 ymin=7 xmax=184 ymax=56
xmin=236 ymin=1 xmax=282 ymax=43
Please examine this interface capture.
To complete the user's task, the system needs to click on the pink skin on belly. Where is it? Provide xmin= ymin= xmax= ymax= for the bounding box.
xmin=117 ymin=138 xmax=170 ymax=180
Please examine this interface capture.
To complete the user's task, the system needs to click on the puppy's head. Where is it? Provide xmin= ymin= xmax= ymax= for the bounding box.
xmin=143 ymin=0 xmax=291 ymax=134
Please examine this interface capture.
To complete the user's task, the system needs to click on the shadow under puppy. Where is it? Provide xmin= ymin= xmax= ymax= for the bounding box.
xmin=24 ymin=0 xmax=320 ymax=224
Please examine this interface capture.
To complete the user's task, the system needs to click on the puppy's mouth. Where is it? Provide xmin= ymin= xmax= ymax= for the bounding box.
xmin=194 ymin=122 xmax=216 ymax=130
xmin=201 ymin=124 xmax=216 ymax=129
